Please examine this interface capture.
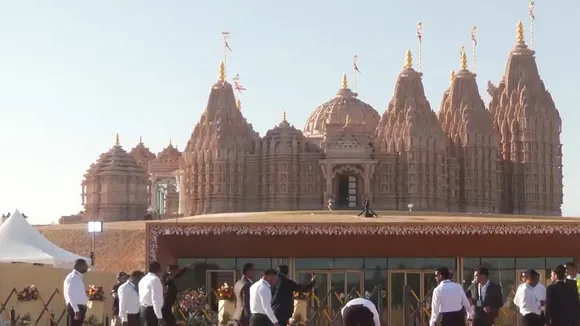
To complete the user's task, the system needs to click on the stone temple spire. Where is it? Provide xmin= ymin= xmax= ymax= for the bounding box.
xmin=438 ymin=44 xmax=500 ymax=212
xmin=182 ymin=60 xmax=259 ymax=215
xmin=375 ymin=49 xmax=448 ymax=210
xmin=487 ymin=20 xmax=563 ymax=215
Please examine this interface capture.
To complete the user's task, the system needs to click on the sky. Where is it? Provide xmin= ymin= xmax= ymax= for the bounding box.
xmin=0 ymin=0 xmax=578 ymax=224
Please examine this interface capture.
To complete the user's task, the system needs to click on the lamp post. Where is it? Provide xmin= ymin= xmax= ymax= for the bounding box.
xmin=87 ymin=221 xmax=103 ymax=266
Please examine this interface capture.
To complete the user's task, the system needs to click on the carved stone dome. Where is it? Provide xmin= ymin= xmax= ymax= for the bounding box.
xmin=129 ymin=138 xmax=156 ymax=169
xmin=86 ymin=135 xmax=148 ymax=177
xmin=303 ymin=74 xmax=379 ymax=138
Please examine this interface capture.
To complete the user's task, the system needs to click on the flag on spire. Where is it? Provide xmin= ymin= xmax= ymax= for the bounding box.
xmin=353 ymin=55 xmax=361 ymax=74
xmin=222 ymin=31 xmax=232 ymax=51
xmin=416 ymin=22 xmax=423 ymax=43
xmin=471 ymin=27 xmax=477 ymax=46
xmin=529 ymin=0 xmax=535 ymax=20
xmin=232 ymin=73 xmax=246 ymax=92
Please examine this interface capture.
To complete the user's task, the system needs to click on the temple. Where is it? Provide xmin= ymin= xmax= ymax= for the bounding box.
xmin=79 ymin=22 xmax=563 ymax=221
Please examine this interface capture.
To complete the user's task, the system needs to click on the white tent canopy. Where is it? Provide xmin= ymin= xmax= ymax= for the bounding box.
xmin=0 ymin=210 xmax=90 ymax=268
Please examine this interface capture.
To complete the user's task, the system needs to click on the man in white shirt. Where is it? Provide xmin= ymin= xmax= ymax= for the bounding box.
xmin=341 ymin=297 xmax=381 ymax=326
xmin=513 ymin=269 xmax=546 ymax=326
xmin=249 ymin=269 xmax=279 ymax=326
xmin=63 ymin=259 xmax=89 ymax=326
xmin=139 ymin=261 xmax=165 ymax=326
xmin=430 ymin=267 xmax=474 ymax=326
xmin=566 ymin=262 xmax=577 ymax=281
xmin=119 ymin=271 xmax=145 ymax=326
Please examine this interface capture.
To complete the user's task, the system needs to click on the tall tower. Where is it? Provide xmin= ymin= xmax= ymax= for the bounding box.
xmin=376 ymin=50 xmax=449 ymax=210
xmin=488 ymin=22 xmax=563 ymax=215
xmin=181 ymin=61 xmax=260 ymax=215
xmin=439 ymin=47 xmax=501 ymax=212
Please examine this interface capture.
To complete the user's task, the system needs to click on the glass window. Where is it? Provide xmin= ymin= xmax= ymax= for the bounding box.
xmin=546 ymin=258 xmax=574 ymax=269
xmin=205 ymin=258 xmax=236 ymax=270
xmin=295 ymin=258 xmax=364 ymax=270
xmin=463 ymin=258 xmax=481 ymax=270
xmin=387 ymin=258 xmax=456 ymax=270
xmin=480 ymin=258 xmax=515 ymax=270
xmin=236 ymin=258 xmax=271 ymax=270
xmin=295 ymin=258 xmax=332 ymax=269
xmin=516 ymin=258 xmax=546 ymax=269
xmin=177 ymin=258 xmax=206 ymax=268
xmin=270 ymin=258 xmax=289 ymax=268
xmin=364 ymin=258 xmax=388 ymax=270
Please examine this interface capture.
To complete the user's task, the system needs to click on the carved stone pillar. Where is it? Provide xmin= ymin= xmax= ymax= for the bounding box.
xmin=150 ymin=175 xmax=158 ymax=210
xmin=175 ymin=171 xmax=185 ymax=215
xmin=320 ymin=163 xmax=334 ymax=206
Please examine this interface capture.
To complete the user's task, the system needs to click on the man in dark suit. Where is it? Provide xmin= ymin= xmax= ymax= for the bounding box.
xmin=465 ymin=266 xmax=504 ymax=326
xmin=233 ymin=263 xmax=256 ymax=326
xmin=546 ymin=265 xmax=580 ymax=326
xmin=271 ymin=265 xmax=316 ymax=326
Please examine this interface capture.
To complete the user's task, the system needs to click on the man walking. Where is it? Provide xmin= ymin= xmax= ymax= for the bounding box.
xmin=139 ymin=261 xmax=165 ymax=326
xmin=112 ymin=272 xmax=129 ymax=326
xmin=513 ymin=269 xmax=546 ymax=326
xmin=430 ymin=267 xmax=473 ymax=326
xmin=234 ymin=263 xmax=255 ymax=326
xmin=162 ymin=264 xmax=192 ymax=326
xmin=249 ymin=269 xmax=279 ymax=326
xmin=271 ymin=265 xmax=315 ymax=326
xmin=341 ymin=297 xmax=381 ymax=326
xmin=465 ymin=266 xmax=504 ymax=326
xmin=119 ymin=271 xmax=145 ymax=326
xmin=63 ymin=259 xmax=89 ymax=326
xmin=546 ymin=265 xmax=580 ymax=326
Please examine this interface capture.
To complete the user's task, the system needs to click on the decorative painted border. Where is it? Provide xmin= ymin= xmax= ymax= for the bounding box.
xmin=147 ymin=223 xmax=580 ymax=261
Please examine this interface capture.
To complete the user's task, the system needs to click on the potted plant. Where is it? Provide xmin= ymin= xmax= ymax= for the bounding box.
xmin=215 ymin=283 xmax=234 ymax=325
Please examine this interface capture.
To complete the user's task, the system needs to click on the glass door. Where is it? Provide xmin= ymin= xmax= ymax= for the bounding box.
xmin=388 ymin=270 xmax=437 ymax=326
xmin=206 ymin=270 xmax=236 ymax=312
xmin=297 ymin=270 xmax=363 ymax=325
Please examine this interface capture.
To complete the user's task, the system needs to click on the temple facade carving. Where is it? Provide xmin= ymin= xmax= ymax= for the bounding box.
xmin=80 ymin=22 xmax=563 ymax=220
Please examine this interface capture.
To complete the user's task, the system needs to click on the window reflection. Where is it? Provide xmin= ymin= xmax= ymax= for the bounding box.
xmin=480 ymin=258 xmax=515 ymax=270
xmin=295 ymin=258 xmax=364 ymax=270
xmin=387 ymin=258 xmax=456 ymax=270
xmin=515 ymin=258 xmax=546 ymax=269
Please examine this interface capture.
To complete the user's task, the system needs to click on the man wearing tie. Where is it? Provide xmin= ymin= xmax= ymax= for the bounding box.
xmin=546 ymin=265 xmax=580 ymax=326
xmin=63 ymin=259 xmax=89 ymax=326
xmin=465 ymin=266 xmax=504 ymax=326
xmin=430 ymin=267 xmax=473 ymax=326
xmin=249 ymin=269 xmax=279 ymax=326
xmin=233 ymin=263 xmax=255 ymax=326
xmin=119 ymin=271 xmax=145 ymax=326
xmin=139 ymin=261 xmax=165 ymax=326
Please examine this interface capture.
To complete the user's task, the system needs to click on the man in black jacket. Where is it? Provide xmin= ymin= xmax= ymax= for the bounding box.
xmin=546 ymin=265 xmax=580 ymax=326
xmin=465 ymin=266 xmax=504 ymax=326
xmin=271 ymin=265 xmax=316 ymax=326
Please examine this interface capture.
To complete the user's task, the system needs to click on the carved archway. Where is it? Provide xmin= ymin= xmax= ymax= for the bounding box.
xmin=332 ymin=165 xmax=364 ymax=209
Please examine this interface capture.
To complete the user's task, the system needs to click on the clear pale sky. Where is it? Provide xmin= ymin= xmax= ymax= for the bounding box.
xmin=0 ymin=1 xmax=578 ymax=224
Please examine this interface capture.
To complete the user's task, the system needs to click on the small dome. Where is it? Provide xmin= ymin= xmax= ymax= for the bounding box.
xmin=303 ymin=74 xmax=379 ymax=138
xmin=129 ymin=138 xmax=156 ymax=168
xmin=262 ymin=112 xmax=322 ymax=154
xmin=150 ymin=141 xmax=182 ymax=173
xmin=86 ymin=136 xmax=148 ymax=177
xmin=155 ymin=142 xmax=181 ymax=162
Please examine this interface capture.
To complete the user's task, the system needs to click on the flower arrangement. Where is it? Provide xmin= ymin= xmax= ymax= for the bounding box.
xmin=216 ymin=283 xmax=234 ymax=301
xmin=17 ymin=285 xmax=39 ymax=301
xmin=18 ymin=313 xmax=31 ymax=326
xmin=83 ymin=315 xmax=103 ymax=326
xmin=293 ymin=291 xmax=309 ymax=301
xmin=86 ymin=285 xmax=105 ymax=301
xmin=178 ymin=288 xmax=206 ymax=313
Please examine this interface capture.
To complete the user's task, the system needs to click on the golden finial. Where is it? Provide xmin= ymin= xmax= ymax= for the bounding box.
xmin=236 ymin=98 xmax=241 ymax=110
xmin=449 ymin=70 xmax=456 ymax=83
xmin=219 ymin=60 xmax=225 ymax=82
xmin=460 ymin=46 xmax=468 ymax=70
xmin=404 ymin=49 xmax=413 ymax=69
xmin=516 ymin=21 xmax=525 ymax=44
xmin=115 ymin=133 xmax=120 ymax=146
xmin=139 ymin=136 xmax=143 ymax=144
xmin=282 ymin=111 xmax=287 ymax=122
xmin=341 ymin=73 xmax=348 ymax=89
xmin=345 ymin=114 xmax=351 ymax=126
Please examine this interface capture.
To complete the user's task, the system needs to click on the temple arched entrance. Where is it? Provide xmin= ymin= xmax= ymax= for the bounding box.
xmin=333 ymin=165 xmax=363 ymax=210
